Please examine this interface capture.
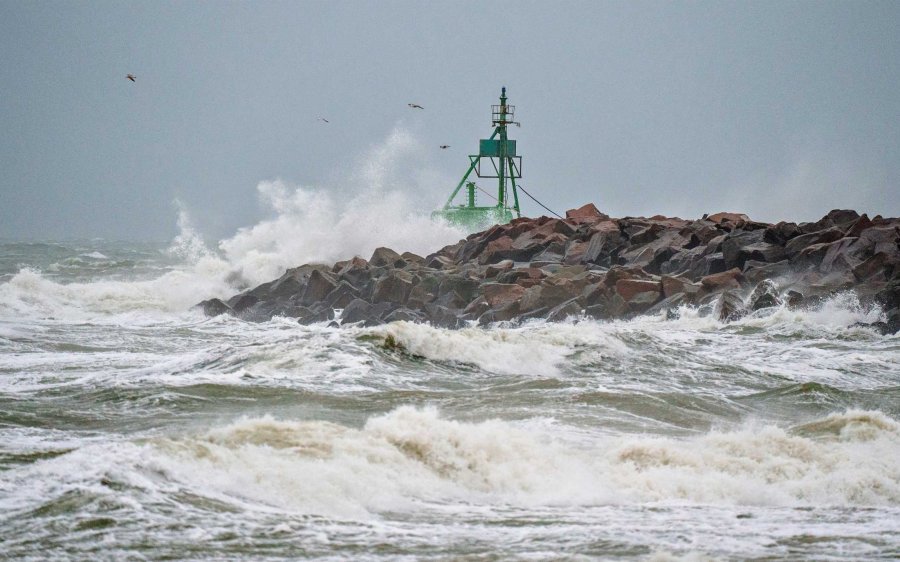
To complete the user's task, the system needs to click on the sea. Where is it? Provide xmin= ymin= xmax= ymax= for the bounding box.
xmin=1 ymin=182 xmax=899 ymax=561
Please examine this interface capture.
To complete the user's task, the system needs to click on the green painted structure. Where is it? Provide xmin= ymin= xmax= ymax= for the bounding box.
xmin=432 ymin=87 xmax=522 ymax=230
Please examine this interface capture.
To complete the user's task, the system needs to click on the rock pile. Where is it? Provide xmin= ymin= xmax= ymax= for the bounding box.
xmin=197 ymin=204 xmax=900 ymax=333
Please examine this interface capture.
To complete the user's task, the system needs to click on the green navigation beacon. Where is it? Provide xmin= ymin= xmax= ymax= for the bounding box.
xmin=432 ymin=87 xmax=522 ymax=230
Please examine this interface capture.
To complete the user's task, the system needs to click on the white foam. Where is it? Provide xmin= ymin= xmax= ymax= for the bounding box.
xmin=368 ymin=322 xmax=576 ymax=376
xmin=3 ymin=407 xmax=897 ymax=528
xmin=79 ymin=251 xmax=109 ymax=260
xmin=119 ymin=408 xmax=900 ymax=517
xmin=0 ymin=266 xmax=232 ymax=320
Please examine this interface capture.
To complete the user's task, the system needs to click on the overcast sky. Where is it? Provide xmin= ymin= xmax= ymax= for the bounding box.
xmin=1 ymin=0 xmax=898 ymax=241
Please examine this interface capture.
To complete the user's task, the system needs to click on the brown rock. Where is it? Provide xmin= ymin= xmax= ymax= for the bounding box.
xmin=701 ymin=268 xmax=743 ymax=291
xmin=661 ymin=275 xmax=691 ymax=298
xmin=565 ymin=203 xmax=609 ymax=224
xmin=707 ymin=212 xmax=750 ymax=224
xmin=603 ymin=265 xmax=649 ymax=287
xmin=481 ymin=283 xmax=527 ymax=308
xmin=615 ymin=279 xmax=661 ymax=302
xmin=485 ymin=260 xmax=515 ymax=278
xmin=533 ymin=218 xmax=576 ymax=238
xmin=563 ymin=240 xmax=588 ymax=265
xmin=518 ymin=281 xmax=581 ymax=313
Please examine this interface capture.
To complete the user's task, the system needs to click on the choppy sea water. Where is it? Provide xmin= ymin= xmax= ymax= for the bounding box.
xmin=1 ymin=239 xmax=898 ymax=561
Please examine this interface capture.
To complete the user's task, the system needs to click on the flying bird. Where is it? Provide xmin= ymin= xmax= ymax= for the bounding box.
xmin=439 ymin=145 xmax=450 ymax=149
xmin=126 ymin=74 xmax=136 ymax=82
xmin=407 ymin=103 xmax=424 ymax=109
xmin=317 ymin=117 xmax=330 ymax=123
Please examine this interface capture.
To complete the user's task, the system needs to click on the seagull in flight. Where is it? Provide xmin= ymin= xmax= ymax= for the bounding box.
xmin=407 ymin=103 xmax=424 ymax=110
xmin=439 ymin=145 xmax=450 ymax=149
xmin=126 ymin=74 xmax=136 ymax=82
xmin=317 ymin=117 xmax=330 ymax=123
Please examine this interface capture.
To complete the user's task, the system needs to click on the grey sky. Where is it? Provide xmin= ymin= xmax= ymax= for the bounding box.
xmin=1 ymin=0 xmax=898 ymax=241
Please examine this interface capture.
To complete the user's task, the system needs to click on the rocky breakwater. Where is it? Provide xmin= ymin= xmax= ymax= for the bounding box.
xmin=198 ymin=204 xmax=900 ymax=334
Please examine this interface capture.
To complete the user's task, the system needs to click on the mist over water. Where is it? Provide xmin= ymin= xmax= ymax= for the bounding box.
xmin=1 ymin=131 xmax=899 ymax=560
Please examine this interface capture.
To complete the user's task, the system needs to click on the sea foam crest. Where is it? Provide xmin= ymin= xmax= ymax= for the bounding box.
xmin=3 ymin=408 xmax=897 ymax=520
xmin=125 ymin=408 xmax=900 ymax=517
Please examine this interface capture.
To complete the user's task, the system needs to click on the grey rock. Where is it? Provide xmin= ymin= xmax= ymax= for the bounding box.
xmin=716 ymin=290 xmax=747 ymax=322
xmin=372 ymin=272 xmax=413 ymax=304
xmin=299 ymin=270 xmax=338 ymax=306
xmin=370 ymin=247 xmax=406 ymax=268
xmin=196 ymin=298 xmax=233 ymax=317
xmin=546 ymin=298 xmax=583 ymax=322
xmin=748 ymin=280 xmax=782 ymax=311
xmin=785 ymin=227 xmax=845 ymax=257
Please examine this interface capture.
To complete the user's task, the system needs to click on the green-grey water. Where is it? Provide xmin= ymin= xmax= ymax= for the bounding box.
xmin=1 ymin=239 xmax=898 ymax=561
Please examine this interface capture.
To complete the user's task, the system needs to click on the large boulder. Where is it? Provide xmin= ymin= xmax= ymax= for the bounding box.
xmin=299 ymin=270 xmax=338 ymax=305
xmin=700 ymin=268 xmax=743 ymax=291
xmin=738 ymin=242 xmax=786 ymax=265
xmin=853 ymin=252 xmax=892 ymax=281
xmin=748 ymin=279 xmax=782 ymax=311
xmin=615 ymin=279 xmax=661 ymax=302
xmin=566 ymin=203 xmax=608 ymax=223
xmin=818 ymin=238 xmax=860 ymax=273
xmin=742 ymin=260 xmax=793 ymax=284
xmin=716 ymin=290 xmax=747 ymax=322
xmin=324 ymin=281 xmax=361 ymax=308
xmin=546 ymin=298 xmax=584 ymax=322
xmin=721 ymin=230 xmax=765 ymax=270
xmin=341 ymin=298 xmax=393 ymax=326
xmin=371 ymin=271 xmax=413 ymax=304
xmin=481 ymin=283 xmax=527 ymax=308
xmin=785 ymin=228 xmax=845 ymax=257
xmin=196 ymin=298 xmax=232 ymax=317
xmin=518 ymin=282 xmax=580 ymax=313
xmin=661 ymin=274 xmax=699 ymax=300
xmin=370 ymin=247 xmax=406 ymax=268
xmin=763 ymin=221 xmax=802 ymax=245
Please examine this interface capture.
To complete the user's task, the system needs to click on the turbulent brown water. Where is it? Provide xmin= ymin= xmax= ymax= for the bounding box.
xmin=1 ymin=239 xmax=898 ymax=561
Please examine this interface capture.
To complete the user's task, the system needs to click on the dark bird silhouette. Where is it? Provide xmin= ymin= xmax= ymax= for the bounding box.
xmin=439 ymin=145 xmax=450 ymax=149
xmin=126 ymin=74 xmax=136 ymax=82
xmin=318 ymin=117 xmax=330 ymax=123
xmin=407 ymin=103 xmax=424 ymax=109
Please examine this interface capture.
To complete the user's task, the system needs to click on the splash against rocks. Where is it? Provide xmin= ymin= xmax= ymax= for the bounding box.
xmin=197 ymin=204 xmax=900 ymax=333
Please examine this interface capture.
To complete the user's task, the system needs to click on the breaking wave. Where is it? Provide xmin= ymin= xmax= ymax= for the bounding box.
xmin=151 ymin=407 xmax=900 ymax=512
xmin=7 ymin=408 xmax=897 ymax=521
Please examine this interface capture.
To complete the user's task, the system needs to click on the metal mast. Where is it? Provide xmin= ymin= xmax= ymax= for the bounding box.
xmin=432 ymin=87 xmax=522 ymax=230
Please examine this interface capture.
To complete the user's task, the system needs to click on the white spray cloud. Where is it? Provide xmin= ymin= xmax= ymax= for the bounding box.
xmin=0 ymin=126 xmax=465 ymax=318
xmin=215 ymin=125 xmax=465 ymax=285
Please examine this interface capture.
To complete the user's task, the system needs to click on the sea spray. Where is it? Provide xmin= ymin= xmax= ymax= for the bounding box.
xmin=216 ymin=178 xmax=464 ymax=287
xmin=0 ymin=127 xmax=466 ymax=318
